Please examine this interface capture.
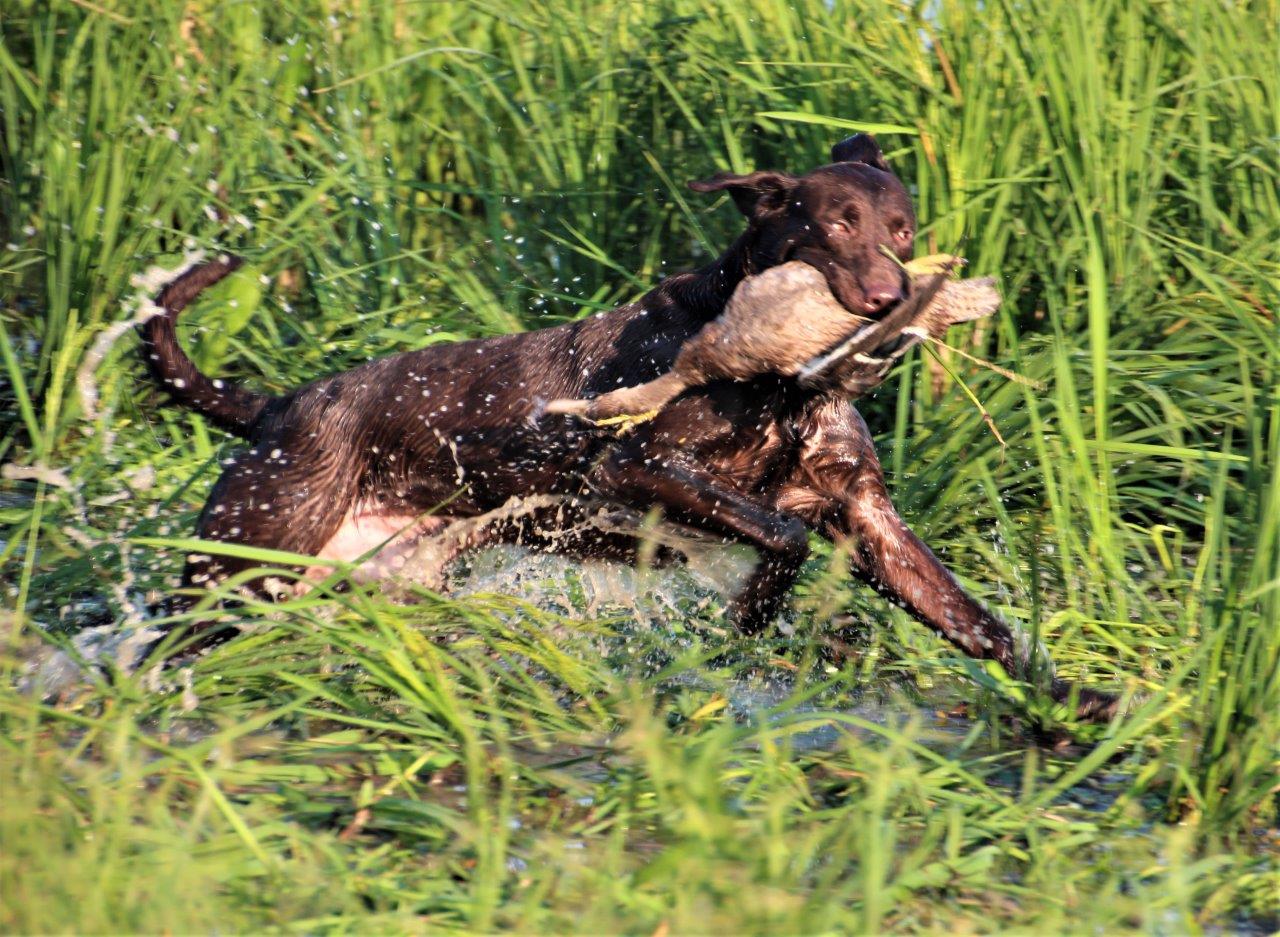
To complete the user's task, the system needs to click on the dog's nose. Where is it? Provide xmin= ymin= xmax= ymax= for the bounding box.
xmin=862 ymin=286 xmax=904 ymax=314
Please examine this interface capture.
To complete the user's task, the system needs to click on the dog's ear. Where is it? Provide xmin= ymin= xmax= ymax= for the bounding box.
xmin=830 ymin=133 xmax=891 ymax=173
xmin=688 ymin=170 xmax=797 ymax=217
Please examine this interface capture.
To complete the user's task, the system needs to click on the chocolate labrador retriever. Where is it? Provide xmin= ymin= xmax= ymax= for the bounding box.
xmin=142 ymin=133 xmax=1117 ymax=720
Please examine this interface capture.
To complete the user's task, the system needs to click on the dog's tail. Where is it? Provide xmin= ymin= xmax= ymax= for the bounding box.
xmin=140 ymin=254 xmax=270 ymax=437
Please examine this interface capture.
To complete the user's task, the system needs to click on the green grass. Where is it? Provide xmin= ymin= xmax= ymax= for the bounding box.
xmin=1 ymin=0 xmax=1277 ymax=931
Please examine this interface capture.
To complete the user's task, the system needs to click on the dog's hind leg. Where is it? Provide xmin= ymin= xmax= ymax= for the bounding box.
xmin=176 ymin=437 xmax=360 ymax=648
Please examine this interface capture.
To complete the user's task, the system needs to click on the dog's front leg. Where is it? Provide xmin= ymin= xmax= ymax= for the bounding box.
xmin=779 ymin=397 xmax=1118 ymax=720
xmin=592 ymin=448 xmax=810 ymax=634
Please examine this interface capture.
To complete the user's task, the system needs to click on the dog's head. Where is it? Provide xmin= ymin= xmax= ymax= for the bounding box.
xmin=690 ymin=133 xmax=915 ymax=316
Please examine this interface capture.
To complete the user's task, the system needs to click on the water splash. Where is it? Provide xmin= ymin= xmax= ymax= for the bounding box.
xmin=75 ymin=249 xmax=210 ymax=443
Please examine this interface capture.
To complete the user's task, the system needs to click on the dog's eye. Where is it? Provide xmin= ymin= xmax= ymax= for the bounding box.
xmin=895 ymin=228 xmax=914 ymax=243
xmin=829 ymin=220 xmax=853 ymax=236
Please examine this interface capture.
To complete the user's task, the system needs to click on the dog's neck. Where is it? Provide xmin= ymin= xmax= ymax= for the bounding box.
xmin=663 ymin=230 xmax=757 ymax=318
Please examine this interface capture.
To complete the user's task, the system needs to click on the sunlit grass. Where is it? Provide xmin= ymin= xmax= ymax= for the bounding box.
xmin=1 ymin=0 xmax=1276 ymax=931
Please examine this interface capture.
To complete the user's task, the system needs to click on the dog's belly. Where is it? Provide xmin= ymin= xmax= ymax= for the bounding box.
xmin=302 ymin=495 xmax=599 ymax=593
xmin=309 ymin=510 xmax=452 ymax=586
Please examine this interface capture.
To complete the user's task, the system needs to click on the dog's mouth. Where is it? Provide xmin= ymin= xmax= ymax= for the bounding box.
xmin=784 ymin=247 xmax=907 ymax=320
xmin=834 ymin=268 xmax=908 ymax=320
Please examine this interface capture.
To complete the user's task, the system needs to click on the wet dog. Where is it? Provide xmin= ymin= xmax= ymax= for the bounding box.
xmin=142 ymin=132 xmax=1117 ymax=720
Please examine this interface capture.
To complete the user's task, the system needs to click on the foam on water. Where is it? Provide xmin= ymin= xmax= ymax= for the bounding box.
xmin=449 ymin=540 xmax=755 ymax=621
